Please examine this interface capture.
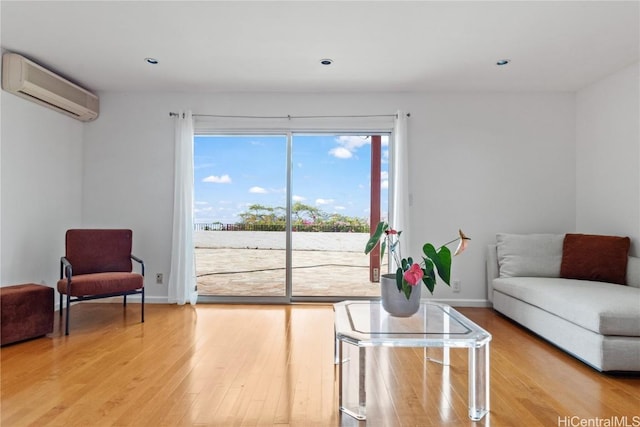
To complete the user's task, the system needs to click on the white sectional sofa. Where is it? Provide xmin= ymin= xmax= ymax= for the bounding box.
xmin=486 ymin=233 xmax=640 ymax=372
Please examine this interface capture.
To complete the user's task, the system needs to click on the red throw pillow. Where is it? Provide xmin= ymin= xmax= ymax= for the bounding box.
xmin=560 ymin=234 xmax=630 ymax=285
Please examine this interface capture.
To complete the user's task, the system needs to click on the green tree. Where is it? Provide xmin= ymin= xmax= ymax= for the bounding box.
xmin=291 ymin=202 xmax=324 ymax=224
xmin=235 ymin=202 xmax=369 ymax=232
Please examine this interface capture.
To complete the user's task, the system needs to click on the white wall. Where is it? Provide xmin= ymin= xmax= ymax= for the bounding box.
xmin=3 ymin=70 xmax=636 ymax=304
xmin=410 ymin=92 xmax=576 ymax=301
xmin=0 ymin=91 xmax=84 ymax=287
xmin=81 ymin=93 xmax=175 ymax=302
xmin=576 ymin=62 xmax=640 ymax=256
xmin=82 ymin=91 xmax=577 ymax=304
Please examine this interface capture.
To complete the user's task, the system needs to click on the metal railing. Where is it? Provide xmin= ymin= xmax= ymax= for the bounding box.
xmin=194 ymin=223 xmax=370 ymax=233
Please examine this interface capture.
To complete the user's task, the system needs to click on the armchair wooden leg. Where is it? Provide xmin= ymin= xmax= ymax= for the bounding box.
xmin=124 ymin=295 xmax=127 ymax=307
xmin=141 ymin=288 xmax=145 ymax=323
xmin=59 ymin=292 xmax=63 ymax=317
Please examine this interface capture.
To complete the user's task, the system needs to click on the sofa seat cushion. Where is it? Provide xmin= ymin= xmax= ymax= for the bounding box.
xmin=493 ymin=277 xmax=640 ymax=336
xmin=57 ymin=272 xmax=143 ymax=297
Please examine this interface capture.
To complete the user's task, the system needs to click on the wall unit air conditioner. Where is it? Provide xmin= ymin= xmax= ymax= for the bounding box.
xmin=2 ymin=53 xmax=99 ymax=122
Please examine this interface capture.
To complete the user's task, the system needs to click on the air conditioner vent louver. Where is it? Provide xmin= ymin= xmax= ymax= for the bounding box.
xmin=2 ymin=53 xmax=99 ymax=122
xmin=17 ymin=90 xmax=82 ymax=117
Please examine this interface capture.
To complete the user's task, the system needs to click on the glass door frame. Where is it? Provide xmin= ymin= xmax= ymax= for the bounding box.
xmin=196 ymin=128 xmax=392 ymax=304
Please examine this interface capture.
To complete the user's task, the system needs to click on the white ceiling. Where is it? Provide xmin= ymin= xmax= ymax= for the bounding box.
xmin=1 ymin=1 xmax=638 ymax=93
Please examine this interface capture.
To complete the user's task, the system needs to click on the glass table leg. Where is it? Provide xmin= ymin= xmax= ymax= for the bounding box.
xmin=468 ymin=342 xmax=490 ymax=421
xmin=425 ymin=306 xmax=451 ymax=365
xmin=339 ymin=340 xmax=366 ymax=420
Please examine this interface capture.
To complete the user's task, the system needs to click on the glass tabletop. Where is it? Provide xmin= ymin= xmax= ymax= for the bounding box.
xmin=334 ymin=301 xmax=491 ymax=347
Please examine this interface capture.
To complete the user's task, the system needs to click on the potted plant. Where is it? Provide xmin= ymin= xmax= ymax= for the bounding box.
xmin=365 ymin=222 xmax=470 ymax=316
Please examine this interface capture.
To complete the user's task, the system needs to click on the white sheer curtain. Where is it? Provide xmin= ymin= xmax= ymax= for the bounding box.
xmin=389 ymin=110 xmax=410 ymax=272
xmin=168 ymin=110 xmax=198 ymax=305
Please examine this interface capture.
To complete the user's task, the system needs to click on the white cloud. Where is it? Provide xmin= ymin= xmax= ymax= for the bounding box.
xmin=316 ymin=198 xmax=334 ymax=205
xmin=328 ymin=136 xmax=370 ymax=159
xmin=293 ymin=195 xmax=306 ymax=201
xmin=381 ymin=170 xmax=389 ymax=189
xmin=249 ymin=186 xmax=268 ymax=194
xmin=194 ymin=206 xmax=213 ymax=213
xmin=195 ymin=201 xmax=209 ymax=205
xmin=329 ymin=135 xmax=386 ymax=159
xmin=334 ymin=206 xmax=346 ymax=211
xmin=336 ymin=135 xmax=370 ymax=150
xmin=329 ymin=147 xmax=352 ymax=159
xmin=202 ymin=174 xmax=231 ymax=183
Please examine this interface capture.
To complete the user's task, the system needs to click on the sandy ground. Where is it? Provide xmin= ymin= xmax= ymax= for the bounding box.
xmin=195 ymin=231 xmax=383 ymax=297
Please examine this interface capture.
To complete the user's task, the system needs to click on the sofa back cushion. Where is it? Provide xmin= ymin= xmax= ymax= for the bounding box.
xmin=627 ymin=256 xmax=640 ymax=288
xmin=560 ymin=234 xmax=630 ymax=285
xmin=496 ymin=233 xmax=565 ymax=278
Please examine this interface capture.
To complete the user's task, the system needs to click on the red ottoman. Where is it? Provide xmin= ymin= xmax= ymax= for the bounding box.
xmin=1 ymin=284 xmax=54 ymax=345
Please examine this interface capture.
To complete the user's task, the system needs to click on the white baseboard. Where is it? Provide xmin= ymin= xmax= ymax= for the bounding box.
xmin=54 ymin=295 xmax=170 ymax=312
xmin=53 ymin=296 xmax=492 ymax=312
xmin=426 ymin=298 xmax=492 ymax=307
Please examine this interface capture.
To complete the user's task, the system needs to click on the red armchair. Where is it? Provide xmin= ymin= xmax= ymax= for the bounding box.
xmin=58 ymin=229 xmax=144 ymax=335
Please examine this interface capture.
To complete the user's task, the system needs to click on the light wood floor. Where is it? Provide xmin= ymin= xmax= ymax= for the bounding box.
xmin=1 ymin=303 xmax=638 ymax=427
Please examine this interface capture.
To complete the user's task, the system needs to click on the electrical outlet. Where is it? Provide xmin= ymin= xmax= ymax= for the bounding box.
xmin=452 ymin=280 xmax=461 ymax=293
xmin=156 ymin=273 xmax=163 ymax=284
xmin=373 ymin=268 xmax=379 ymax=282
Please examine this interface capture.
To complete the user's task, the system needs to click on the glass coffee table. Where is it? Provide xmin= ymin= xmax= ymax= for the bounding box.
xmin=334 ymin=301 xmax=491 ymax=421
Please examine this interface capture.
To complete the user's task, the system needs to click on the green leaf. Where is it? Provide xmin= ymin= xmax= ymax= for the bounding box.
xmin=395 ymin=267 xmax=404 ymax=292
xmin=402 ymin=281 xmax=412 ymax=300
xmin=422 ymin=276 xmax=436 ymax=294
xmin=364 ymin=221 xmax=388 ymax=254
xmin=435 ymin=246 xmax=452 ymax=285
xmin=381 ymin=241 xmax=386 ymax=260
xmin=422 ymin=243 xmax=437 ymax=260
xmin=421 ymin=258 xmax=436 ymax=294
xmin=423 ymin=243 xmax=452 ymax=286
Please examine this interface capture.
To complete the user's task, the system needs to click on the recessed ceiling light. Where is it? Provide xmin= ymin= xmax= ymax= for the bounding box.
xmin=145 ymin=57 xmax=159 ymax=65
xmin=496 ymin=59 xmax=511 ymax=66
xmin=320 ymin=59 xmax=333 ymax=66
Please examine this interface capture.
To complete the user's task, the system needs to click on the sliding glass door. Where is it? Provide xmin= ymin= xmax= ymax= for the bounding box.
xmin=290 ymin=134 xmax=386 ymax=298
xmin=193 ymin=134 xmax=288 ymax=298
xmin=193 ymin=131 xmax=388 ymax=302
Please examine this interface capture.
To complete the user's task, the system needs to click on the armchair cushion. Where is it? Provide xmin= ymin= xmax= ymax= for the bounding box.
xmin=57 ymin=272 xmax=143 ymax=297
xmin=65 ymin=229 xmax=133 ymax=275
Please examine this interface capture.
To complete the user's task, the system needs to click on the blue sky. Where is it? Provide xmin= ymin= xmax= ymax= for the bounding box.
xmin=194 ymin=134 xmax=389 ymax=224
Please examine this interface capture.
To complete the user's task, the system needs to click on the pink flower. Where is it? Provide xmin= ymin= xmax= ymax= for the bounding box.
xmin=385 ymin=229 xmax=398 ymax=235
xmin=403 ymin=263 xmax=424 ymax=286
xmin=454 ymin=229 xmax=471 ymax=256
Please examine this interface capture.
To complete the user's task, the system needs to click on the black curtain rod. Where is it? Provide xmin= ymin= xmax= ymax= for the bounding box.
xmin=169 ymin=112 xmax=410 ymax=119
